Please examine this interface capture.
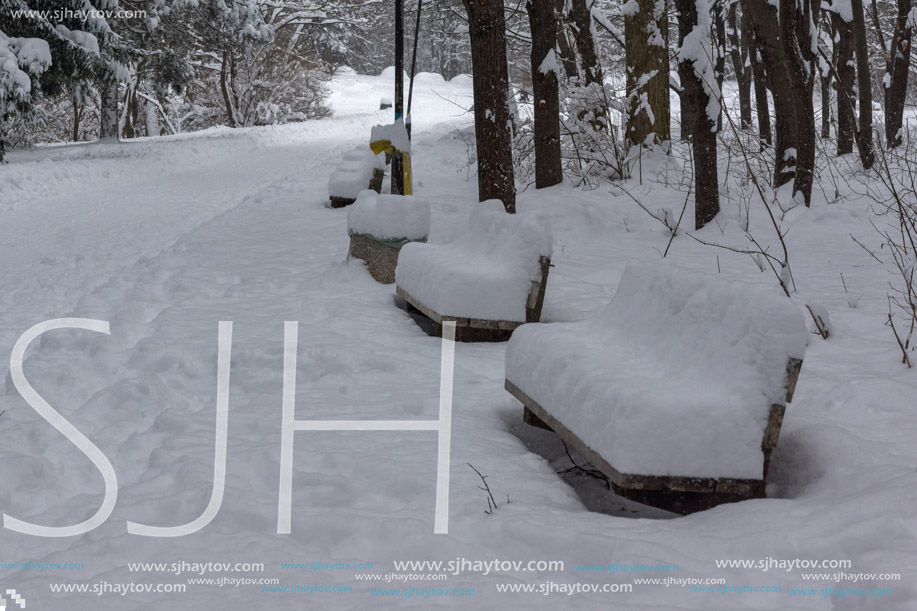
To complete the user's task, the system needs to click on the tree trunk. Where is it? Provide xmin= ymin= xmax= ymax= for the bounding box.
xmin=676 ymin=3 xmax=695 ymax=142
xmin=833 ymin=12 xmax=856 ymax=155
xmin=220 ymin=50 xmax=238 ymax=128
xmin=72 ymin=95 xmax=82 ymax=142
xmin=463 ymin=0 xmax=517 ymax=212
xmin=742 ymin=1 xmax=771 ymax=147
xmin=728 ymin=3 xmax=752 ymax=129
xmin=713 ymin=0 xmax=726 ymax=130
xmin=745 ymin=0 xmax=797 ymax=186
xmin=820 ymin=54 xmax=832 ymax=138
xmin=625 ymin=0 xmax=671 ymax=145
xmin=851 ymin=0 xmax=875 ymax=168
xmin=884 ymin=0 xmax=912 ymax=147
xmin=527 ymin=0 xmax=564 ymax=188
xmin=554 ymin=0 xmax=579 ymax=79
xmin=568 ymin=0 xmax=608 ymax=131
xmin=675 ymin=0 xmax=720 ymax=228
xmin=780 ymin=0 xmax=818 ymax=206
xmin=99 ymin=76 xmax=119 ymax=141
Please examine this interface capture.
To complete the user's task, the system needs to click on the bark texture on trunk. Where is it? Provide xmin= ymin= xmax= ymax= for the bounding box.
xmin=568 ymin=0 xmax=608 ymax=131
xmin=742 ymin=0 xmax=771 ymax=147
xmin=780 ymin=0 xmax=818 ymax=205
xmin=851 ymin=0 xmax=875 ymax=168
xmin=884 ymin=0 xmax=912 ymax=147
xmin=99 ymin=76 xmax=120 ymax=141
xmin=625 ymin=0 xmax=671 ymax=145
xmin=554 ymin=0 xmax=580 ymax=79
xmin=745 ymin=0 xmax=797 ymax=185
xmin=833 ymin=12 xmax=856 ymax=156
xmin=728 ymin=3 xmax=752 ymax=129
xmin=527 ymin=0 xmax=564 ymax=188
xmin=675 ymin=0 xmax=719 ymax=228
xmin=463 ymin=0 xmax=517 ymax=212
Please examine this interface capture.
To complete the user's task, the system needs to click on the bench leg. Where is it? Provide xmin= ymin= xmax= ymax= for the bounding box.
xmin=523 ymin=406 xmax=554 ymax=431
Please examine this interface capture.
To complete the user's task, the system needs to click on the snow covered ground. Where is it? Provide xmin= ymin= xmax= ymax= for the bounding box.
xmin=1 ymin=68 xmax=915 ymax=610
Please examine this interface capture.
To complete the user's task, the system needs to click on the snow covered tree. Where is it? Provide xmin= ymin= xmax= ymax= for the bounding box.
xmin=744 ymin=0 xmax=798 ymax=186
xmin=726 ymin=1 xmax=751 ymax=129
xmin=0 ymin=23 xmax=51 ymax=121
xmin=780 ymin=0 xmax=818 ymax=206
xmin=825 ymin=0 xmax=856 ymax=155
xmin=463 ymin=0 xmax=516 ymax=212
xmin=623 ymin=0 xmax=670 ymax=145
xmin=1 ymin=0 xmax=110 ymax=146
xmin=676 ymin=0 xmax=720 ymax=228
xmin=881 ymin=0 xmax=912 ymax=147
xmin=567 ymin=0 xmax=608 ymax=132
xmin=740 ymin=0 xmax=770 ymax=147
xmin=851 ymin=0 xmax=875 ymax=168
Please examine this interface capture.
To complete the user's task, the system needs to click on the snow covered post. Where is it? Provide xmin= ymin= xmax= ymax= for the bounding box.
xmin=371 ymin=120 xmax=413 ymax=196
xmin=393 ymin=0 xmax=406 ymax=194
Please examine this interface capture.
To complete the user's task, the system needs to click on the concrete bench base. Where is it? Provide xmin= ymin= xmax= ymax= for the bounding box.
xmin=349 ymin=233 xmax=414 ymax=284
xmin=506 ymin=358 xmax=802 ymax=515
xmin=396 ymin=257 xmax=551 ymax=342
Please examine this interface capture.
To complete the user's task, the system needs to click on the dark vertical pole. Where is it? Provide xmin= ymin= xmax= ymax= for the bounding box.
xmin=392 ymin=0 xmax=405 ymax=194
xmin=407 ymin=0 xmax=423 ymax=138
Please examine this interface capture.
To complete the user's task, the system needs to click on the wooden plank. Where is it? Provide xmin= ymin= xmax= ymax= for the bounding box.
xmin=505 ymin=378 xmax=768 ymax=498
xmin=395 ymin=257 xmax=550 ymax=340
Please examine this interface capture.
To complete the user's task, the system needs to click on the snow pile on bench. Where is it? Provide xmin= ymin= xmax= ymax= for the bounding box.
xmin=328 ymin=146 xmax=386 ymax=201
xmin=505 ymin=261 xmax=808 ymax=481
xmin=347 ymin=190 xmax=430 ymax=241
xmin=370 ymin=119 xmax=411 ymax=153
xmin=396 ymin=200 xmax=552 ymax=322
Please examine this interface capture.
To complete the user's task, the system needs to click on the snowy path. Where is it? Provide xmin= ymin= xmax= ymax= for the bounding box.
xmin=1 ymin=72 xmax=916 ymax=610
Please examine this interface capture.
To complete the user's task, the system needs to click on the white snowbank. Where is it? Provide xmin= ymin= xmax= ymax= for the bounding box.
xmin=505 ymin=260 xmax=808 ymax=480
xmin=327 ymin=146 xmax=385 ymax=200
xmin=396 ymin=200 xmax=552 ymax=322
xmin=449 ymin=74 xmax=473 ymax=86
xmin=347 ymin=190 xmax=431 ymax=241
xmin=379 ymin=65 xmax=410 ymax=81
xmin=413 ymin=71 xmax=445 ymax=83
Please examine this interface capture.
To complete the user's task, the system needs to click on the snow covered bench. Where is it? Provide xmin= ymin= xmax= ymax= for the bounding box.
xmin=328 ymin=146 xmax=386 ymax=207
xmin=347 ymin=190 xmax=431 ymax=284
xmin=395 ymin=200 xmax=553 ymax=342
xmin=504 ymin=262 xmax=807 ymax=514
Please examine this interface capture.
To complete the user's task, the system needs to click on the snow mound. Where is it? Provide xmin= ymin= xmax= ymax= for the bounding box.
xmin=396 ymin=200 xmax=552 ymax=322
xmin=505 ymin=260 xmax=808 ymax=480
xmin=327 ymin=146 xmax=386 ymax=200
xmin=449 ymin=74 xmax=473 ymax=86
xmin=347 ymin=190 xmax=431 ymax=241
xmin=379 ymin=66 xmax=410 ymax=81
xmin=413 ymin=71 xmax=445 ymax=83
